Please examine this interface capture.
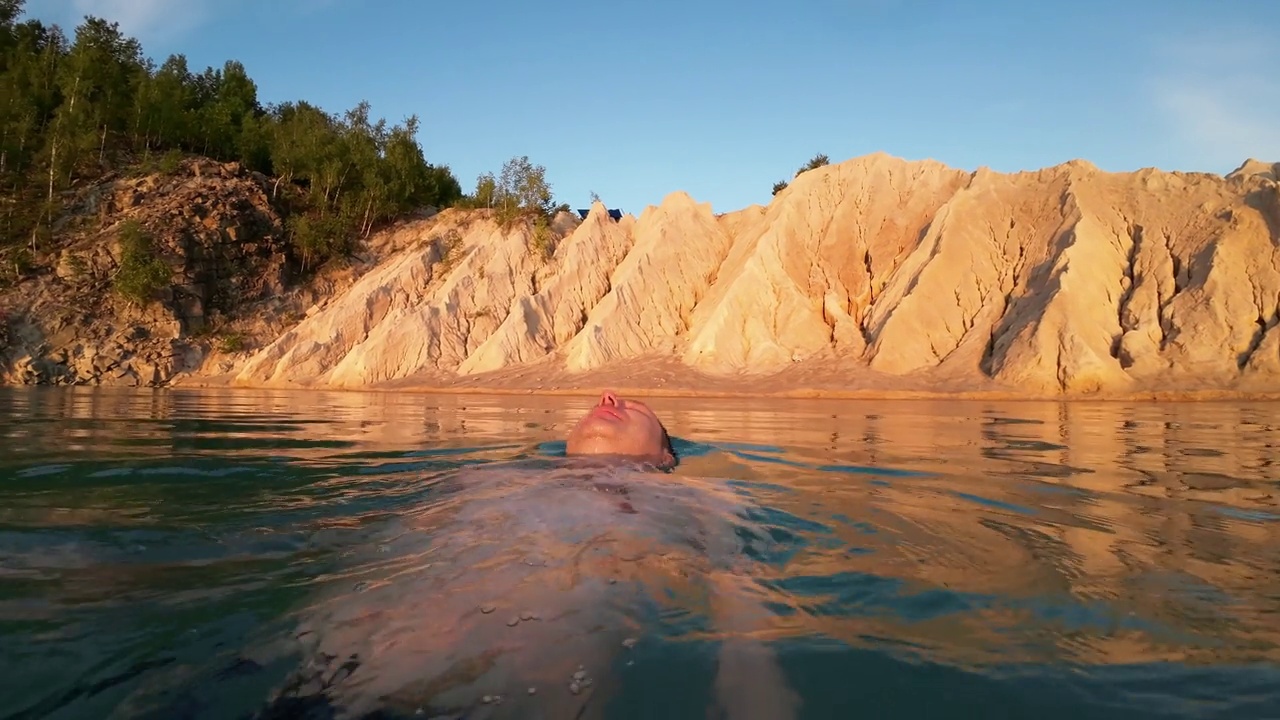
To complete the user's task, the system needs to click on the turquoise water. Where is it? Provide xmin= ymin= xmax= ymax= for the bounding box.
xmin=2 ymin=388 xmax=1280 ymax=719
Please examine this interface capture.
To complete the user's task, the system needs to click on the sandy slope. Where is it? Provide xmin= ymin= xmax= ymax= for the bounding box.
xmin=214 ymin=153 xmax=1280 ymax=399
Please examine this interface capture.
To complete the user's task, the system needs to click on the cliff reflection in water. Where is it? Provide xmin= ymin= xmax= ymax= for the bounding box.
xmin=661 ymin=398 xmax=1280 ymax=671
xmin=1 ymin=388 xmax=1278 ymax=717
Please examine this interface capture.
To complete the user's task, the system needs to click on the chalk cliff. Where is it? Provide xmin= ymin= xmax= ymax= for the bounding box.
xmin=3 ymin=152 xmax=1277 ymax=398
xmin=222 ymin=152 xmax=1280 ymax=397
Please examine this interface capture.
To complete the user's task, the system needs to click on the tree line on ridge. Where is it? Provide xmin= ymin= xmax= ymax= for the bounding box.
xmin=0 ymin=0 xmax=566 ymax=284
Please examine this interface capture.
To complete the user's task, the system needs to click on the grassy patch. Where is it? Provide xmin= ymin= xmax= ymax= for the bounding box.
xmin=113 ymin=220 xmax=171 ymax=306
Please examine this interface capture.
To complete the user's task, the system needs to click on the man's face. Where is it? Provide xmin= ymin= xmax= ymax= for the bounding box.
xmin=566 ymin=391 xmax=673 ymax=466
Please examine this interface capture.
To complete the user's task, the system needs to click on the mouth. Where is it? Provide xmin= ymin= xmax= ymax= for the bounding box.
xmin=590 ymin=405 xmax=624 ymax=421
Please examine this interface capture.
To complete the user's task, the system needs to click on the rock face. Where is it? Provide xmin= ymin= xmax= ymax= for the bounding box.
xmin=4 ymin=152 xmax=1279 ymax=397
xmin=1229 ymin=158 xmax=1280 ymax=182
xmin=561 ymin=192 xmax=730 ymax=371
xmin=222 ymin=152 xmax=1280 ymax=397
xmin=235 ymin=210 xmax=564 ymax=388
xmin=0 ymin=158 xmax=291 ymax=387
xmin=458 ymin=205 xmax=634 ymax=375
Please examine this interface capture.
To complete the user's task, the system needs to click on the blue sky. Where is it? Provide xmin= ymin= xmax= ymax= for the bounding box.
xmin=22 ymin=0 xmax=1280 ymax=215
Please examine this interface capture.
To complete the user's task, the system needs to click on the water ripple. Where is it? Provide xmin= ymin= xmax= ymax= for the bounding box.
xmin=1 ymin=389 xmax=1279 ymax=719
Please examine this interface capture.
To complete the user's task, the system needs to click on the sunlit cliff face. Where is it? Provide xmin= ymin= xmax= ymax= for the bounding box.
xmin=565 ymin=391 xmax=674 ymax=468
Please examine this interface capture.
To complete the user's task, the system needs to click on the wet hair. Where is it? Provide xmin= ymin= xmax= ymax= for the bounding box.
xmin=658 ymin=423 xmax=678 ymax=469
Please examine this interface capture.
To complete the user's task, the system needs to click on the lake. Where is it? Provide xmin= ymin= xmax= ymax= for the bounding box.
xmin=2 ymin=387 xmax=1279 ymax=719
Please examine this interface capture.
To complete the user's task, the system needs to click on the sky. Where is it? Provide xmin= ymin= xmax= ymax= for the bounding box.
xmin=21 ymin=0 xmax=1280 ymax=215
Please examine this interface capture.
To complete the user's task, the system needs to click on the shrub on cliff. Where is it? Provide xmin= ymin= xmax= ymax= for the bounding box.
xmin=113 ymin=220 xmax=170 ymax=305
xmin=799 ymin=154 xmax=829 ymax=174
xmin=771 ymin=154 xmax=830 ymax=195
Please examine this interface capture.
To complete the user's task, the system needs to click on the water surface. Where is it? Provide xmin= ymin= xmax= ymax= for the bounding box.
xmin=2 ymin=388 xmax=1279 ymax=719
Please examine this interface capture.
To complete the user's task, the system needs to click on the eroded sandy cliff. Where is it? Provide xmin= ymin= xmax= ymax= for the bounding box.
xmin=216 ymin=152 xmax=1280 ymax=398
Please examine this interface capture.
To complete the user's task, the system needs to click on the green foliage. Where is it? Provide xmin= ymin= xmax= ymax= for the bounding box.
xmin=432 ymin=229 xmax=465 ymax=276
xmin=64 ymin=251 xmax=87 ymax=279
xmin=286 ymin=210 xmax=351 ymax=270
xmin=113 ymin=219 xmax=169 ymax=305
xmin=157 ymin=148 xmax=182 ymax=174
xmin=457 ymin=156 xmax=565 ymax=257
xmin=458 ymin=172 xmax=497 ymax=209
xmin=798 ymin=153 xmax=829 ymax=174
xmin=530 ymin=215 xmax=553 ymax=260
xmin=771 ymin=153 xmax=829 ymax=196
xmin=217 ymin=331 xmax=245 ymax=353
xmin=0 ymin=0 xmax=463 ymax=273
xmin=463 ymin=155 xmax=557 ymax=233
xmin=0 ymin=245 xmax=33 ymax=286
xmin=268 ymin=101 xmax=463 ymax=269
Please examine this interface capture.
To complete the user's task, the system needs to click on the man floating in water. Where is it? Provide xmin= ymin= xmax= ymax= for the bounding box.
xmin=564 ymin=390 xmax=677 ymax=469
xmin=253 ymin=391 xmax=798 ymax=720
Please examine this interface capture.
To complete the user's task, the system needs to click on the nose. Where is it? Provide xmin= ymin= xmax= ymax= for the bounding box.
xmin=599 ymin=390 xmax=619 ymax=407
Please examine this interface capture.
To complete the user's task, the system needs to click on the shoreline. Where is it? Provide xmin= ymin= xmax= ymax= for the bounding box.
xmin=153 ymin=375 xmax=1280 ymax=403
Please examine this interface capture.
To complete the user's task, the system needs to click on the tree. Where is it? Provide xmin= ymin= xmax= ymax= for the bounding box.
xmin=494 ymin=155 xmax=553 ymax=225
xmin=50 ymin=16 xmax=144 ymax=180
xmin=198 ymin=59 xmax=259 ymax=159
xmin=0 ymin=0 xmax=24 ymax=61
xmin=1 ymin=17 xmax=64 ymax=183
xmin=425 ymin=163 xmax=461 ymax=207
xmin=771 ymin=180 xmax=788 ymax=196
xmin=471 ymin=171 xmax=496 ymax=209
xmin=137 ymin=54 xmax=194 ymax=152
xmin=589 ymin=190 xmax=600 ymax=205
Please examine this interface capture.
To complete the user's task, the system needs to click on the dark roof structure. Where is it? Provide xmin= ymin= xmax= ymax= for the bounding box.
xmin=576 ymin=209 xmax=625 ymax=221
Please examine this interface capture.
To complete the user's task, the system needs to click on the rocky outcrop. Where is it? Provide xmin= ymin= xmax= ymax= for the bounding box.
xmin=561 ymin=192 xmax=731 ymax=371
xmin=1229 ymin=158 xmax=1280 ymax=182
xmin=215 ymin=152 xmax=1280 ymax=397
xmin=683 ymin=154 xmax=970 ymax=370
xmin=234 ymin=209 xmax=577 ymax=388
xmin=457 ymin=204 xmax=634 ymax=375
xmin=0 ymin=158 xmax=292 ymax=386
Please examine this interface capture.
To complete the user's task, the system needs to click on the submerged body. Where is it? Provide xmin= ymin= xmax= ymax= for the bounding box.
xmin=257 ymin=458 xmax=797 ymax=719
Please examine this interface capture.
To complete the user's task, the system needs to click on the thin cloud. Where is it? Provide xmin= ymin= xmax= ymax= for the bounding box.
xmin=22 ymin=0 xmax=212 ymax=43
xmin=26 ymin=0 xmax=341 ymax=44
xmin=1148 ymin=28 xmax=1280 ymax=169
xmin=71 ymin=0 xmax=210 ymax=42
